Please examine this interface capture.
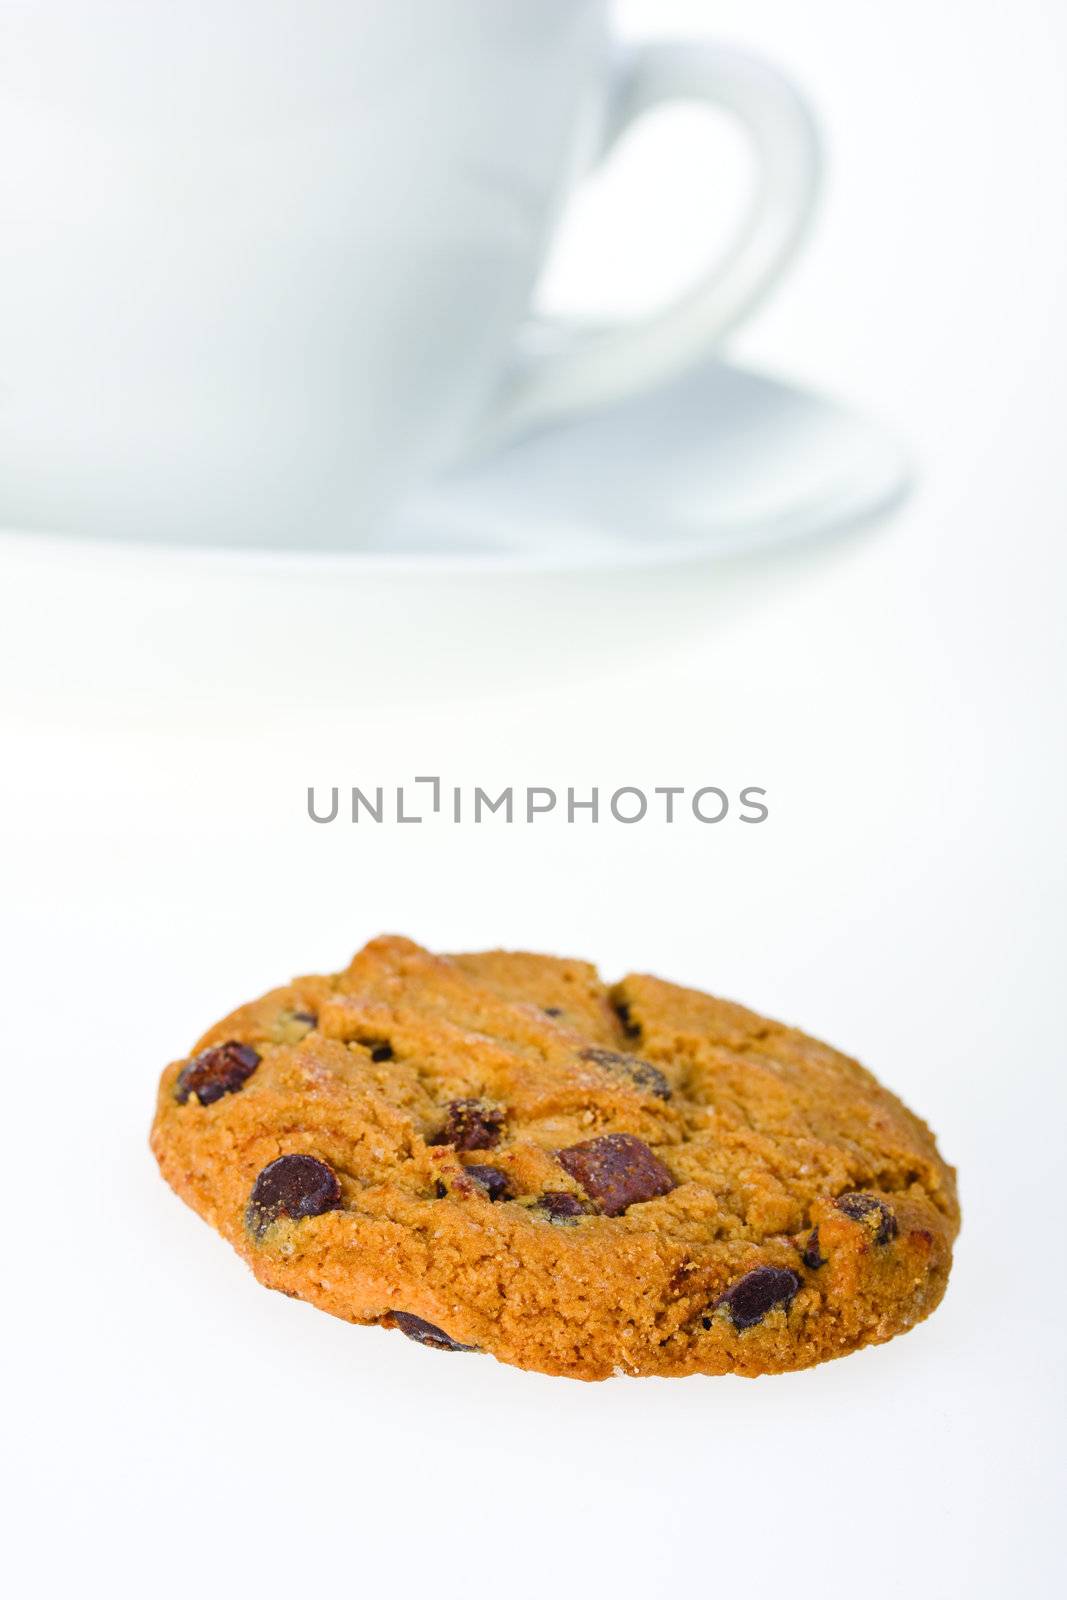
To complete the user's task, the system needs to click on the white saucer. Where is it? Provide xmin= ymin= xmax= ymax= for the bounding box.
xmin=0 ymin=361 xmax=910 ymax=713
xmin=0 ymin=360 xmax=909 ymax=576
xmin=377 ymin=358 xmax=911 ymax=570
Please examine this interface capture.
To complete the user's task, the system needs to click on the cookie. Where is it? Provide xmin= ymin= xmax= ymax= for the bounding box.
xmin=150 ymin=936 xmax=959 ymax=1380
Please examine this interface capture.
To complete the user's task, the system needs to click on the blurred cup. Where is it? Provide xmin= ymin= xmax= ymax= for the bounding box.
xmin=0 ymin=0 xmax=820 ymax=549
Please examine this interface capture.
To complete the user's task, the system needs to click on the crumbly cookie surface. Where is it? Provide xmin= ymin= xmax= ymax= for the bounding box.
xmin=151 ymin=936 xmax=959 ymax=1379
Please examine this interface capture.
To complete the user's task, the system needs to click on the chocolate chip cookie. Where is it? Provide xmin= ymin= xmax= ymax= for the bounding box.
xmin=150 ymin=937 xmax=959 ymax=1380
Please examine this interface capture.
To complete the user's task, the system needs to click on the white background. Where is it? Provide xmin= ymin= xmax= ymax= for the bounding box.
xmin=3 ymin=2 xmax=1065 ymax=1597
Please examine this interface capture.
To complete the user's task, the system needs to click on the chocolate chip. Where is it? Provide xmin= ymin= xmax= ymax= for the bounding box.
xmin=354 ymin=1037 xmax=394 ymax=1062
xmin=707 ymin=1266 xmax=801 ymax=1331
xmin=246 ymin=1154 xmax=342 ymax=1237
xmin=613 ymin=1000 xmax=639 ymax=1038
xmin=434 ymin=1180 xmax=448 ymax=1199
xmin=543 ymin=1006 xmax=564 ymax=1017
xmin=465 ymin=1165 xmax=512 ymax=1202
xmin=429 ymin=1098 xmax=505 ymax=1152
xmin=292 ymin=1011 xmax=318 ymax=1027
xmin=534 ymin=1192 xmax=588 ymax=1224
xmin=391 ymin=1313 xmax=474 ymax=1352
xmin=176 ymin=1041 xmax=260 ymax=1106
xmin=835 ymin=1192 xmax=898 ymax=1245
xmin=580 ymin=1046 xmax=671 ymax=1101
xmin=556 ymin=1133 xmax=675 ymax=1216
xmin=801 ymin=1228 xmax=827 ymax=1270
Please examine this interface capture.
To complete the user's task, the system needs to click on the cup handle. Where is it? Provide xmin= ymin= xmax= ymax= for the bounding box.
xmin=478 ymin=40 xmax=822 ymax=449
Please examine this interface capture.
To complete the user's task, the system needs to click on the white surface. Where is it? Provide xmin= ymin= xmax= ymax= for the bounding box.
xmin=2 ymin=4 xmax=1065 ymax=1600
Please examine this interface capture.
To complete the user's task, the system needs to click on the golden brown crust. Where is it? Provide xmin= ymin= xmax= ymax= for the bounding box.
xmin=150 ymin=936 xmax=959 ymax=1380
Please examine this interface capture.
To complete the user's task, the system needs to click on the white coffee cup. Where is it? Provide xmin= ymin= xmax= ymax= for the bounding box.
xmin=0 ymin=0 xmax=820 ymax=549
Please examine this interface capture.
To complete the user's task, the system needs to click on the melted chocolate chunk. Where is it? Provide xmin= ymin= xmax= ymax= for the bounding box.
xmin=802 ymin=1228 xmax=827 ymax=1270
xmin=534 ymin=1191 xmax=588 ymax=1224
xmin=835 ymin=1192 xmax=898 ymax=1245
xmin=580 ymin=1046 xmax=671 ymax=1101
xmin=175 ymin=1041 xmax=260 ymax=1106
xmin=465 ymin=1165 xmax=512 ymax=1202
xmin=556 ymin=1133 xmax=675 ymax=1217
xmin=246 ymin=1154 xmax=342 ymax=1237
xmin=429 ymin=1099 xmax=506 ymax=1152
xmin=391 ymin=1313 xmax=474 ymax=1352
xmin=707 ymin=1266 xmax=801 ymax=1331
